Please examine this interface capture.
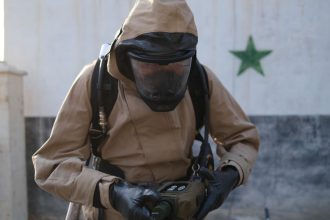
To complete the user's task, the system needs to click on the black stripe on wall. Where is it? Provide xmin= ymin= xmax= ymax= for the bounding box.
xmin=25 ymin=116 xmax=330 ymax=220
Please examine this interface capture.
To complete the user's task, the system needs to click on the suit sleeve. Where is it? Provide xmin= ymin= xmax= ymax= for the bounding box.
xmin=206 ymin=67 xmax=260 ymax=185
xmin=32 ymin=62 xmax=118 ymax=208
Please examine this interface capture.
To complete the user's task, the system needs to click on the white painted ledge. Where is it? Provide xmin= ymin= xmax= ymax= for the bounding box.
xmin=0 ymin=61 xmax=27 ymax=75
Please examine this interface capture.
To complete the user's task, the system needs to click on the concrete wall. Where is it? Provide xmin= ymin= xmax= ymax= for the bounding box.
xmin=25 ymin=116 xmax=330 ymax=220
xmin=0 ymin=64 xmax=27 ymax=220
xmin=222 ymin=116 xmax=330 ymax=220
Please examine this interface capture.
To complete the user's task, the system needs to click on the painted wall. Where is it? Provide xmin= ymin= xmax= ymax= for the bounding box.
xmin=4 ymin=0 xmax=135 ymax=117
xmin=3 ymin=0 xmax=330 ymax=116
xmin=0 ymin=0 xmax=4 ymax=61
xmin=2 ymin=0 xmax=330 ymax=220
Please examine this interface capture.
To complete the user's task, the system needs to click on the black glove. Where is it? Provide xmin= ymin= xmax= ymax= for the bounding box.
xmin=195 ymin=166 xmax=240 ymax=220
xmin=110 ymin=181 xmax=160 ymax=220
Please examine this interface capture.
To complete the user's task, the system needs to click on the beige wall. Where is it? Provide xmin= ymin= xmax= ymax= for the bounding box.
xmin=3 ymin=0 xmax=330 ymax=116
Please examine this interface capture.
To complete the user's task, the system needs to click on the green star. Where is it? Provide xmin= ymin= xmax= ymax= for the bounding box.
xmin=230 ymin=36 xmax=272 ymax=76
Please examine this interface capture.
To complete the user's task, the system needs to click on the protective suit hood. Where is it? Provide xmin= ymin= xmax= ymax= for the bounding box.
xmin=108 ymin=0 xmax=198 ymax=85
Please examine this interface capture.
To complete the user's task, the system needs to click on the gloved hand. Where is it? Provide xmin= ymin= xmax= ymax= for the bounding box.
xmin=195 ymin=166 xmax=240 ymax=220
xmin=110 ymin=181 xmax=160 ymax=220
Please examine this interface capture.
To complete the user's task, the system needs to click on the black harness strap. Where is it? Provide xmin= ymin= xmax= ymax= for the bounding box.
xmin=89 ymin=57 xmax=120 ymax=220
xmin=90 ymin=58 xmax=118 ymax=157
xmin=187 ymin=57 xmax=214 ymax=175
xmin=90 ymin=60 xmax=101 ymax=135
xmin=196 ymin=60 xmax=214 ymax=171
xmin=188 ymin=56 xmax=209 ymax=131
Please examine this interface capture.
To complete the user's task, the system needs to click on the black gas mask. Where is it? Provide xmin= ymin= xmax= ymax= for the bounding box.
xmin=115 ymin=32 xmax=198 ymax=112
xmin=128 ymin=51 xmax=193 ymax=112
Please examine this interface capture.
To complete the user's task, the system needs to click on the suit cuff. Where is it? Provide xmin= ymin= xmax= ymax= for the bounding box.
xmin=220 ymin=152 xmax=251 ymax=185
xmin=97 ymin=176 xmax=121 ymax=209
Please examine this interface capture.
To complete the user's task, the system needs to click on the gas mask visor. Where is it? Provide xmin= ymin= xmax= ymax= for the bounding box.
xmin=128 ymin=51 xmax=193 ymax=112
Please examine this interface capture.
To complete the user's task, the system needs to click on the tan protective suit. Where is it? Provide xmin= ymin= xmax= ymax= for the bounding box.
xmin=33 ymin=0 xmax=259 ymax=219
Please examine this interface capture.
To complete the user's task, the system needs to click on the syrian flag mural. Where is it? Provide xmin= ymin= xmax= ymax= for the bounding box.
xmin=230 ymin=36 xmax=272 ymax=76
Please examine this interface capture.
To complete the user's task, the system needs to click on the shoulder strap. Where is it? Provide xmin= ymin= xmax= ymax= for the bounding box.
xmin=188 ymin=57 xmax=214 ymax=173
xmin=100 ymin=63 xmax=118 ymax=121
xmin=188 ymin=56 xmax=209 ymax=131
xmin=90 ymin=58 xmax=118 ymax=156
xmin=90 ymin=60 xmax=101 ymax=134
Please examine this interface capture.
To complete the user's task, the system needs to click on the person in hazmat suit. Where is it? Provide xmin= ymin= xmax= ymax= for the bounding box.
xmin=32 ymin=0 xmax=259 ymax=219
